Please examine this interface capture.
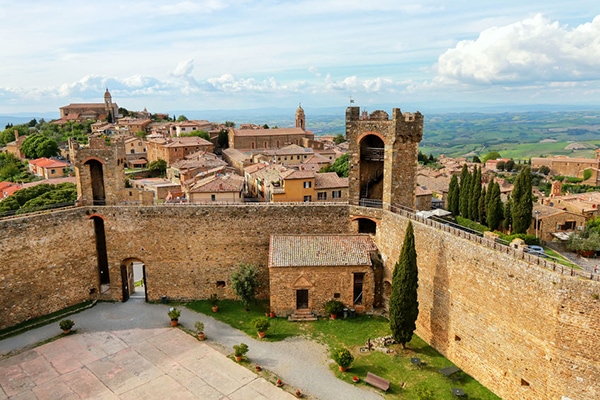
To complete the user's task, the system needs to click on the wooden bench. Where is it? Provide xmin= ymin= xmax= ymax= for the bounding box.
xmin=364 ymin=372 xmax=390 ymax=391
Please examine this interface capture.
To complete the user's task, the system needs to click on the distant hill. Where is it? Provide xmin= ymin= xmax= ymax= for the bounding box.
xmin=0 ymin=113 xmax=58 ymax=129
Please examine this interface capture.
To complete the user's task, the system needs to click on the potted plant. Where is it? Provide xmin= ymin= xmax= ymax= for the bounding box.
xmin=276 ymin=379 xmax=283 ymax=387
xmin=352 ymin=375 xmax=360 ymax=383
xmin=251 ymin=316 xmax=271 ymax=339
xmin=295 ymin=389 xmax=303 ymax=398
xmin=324 ymin=299 xmax=344 ymax=319
xmin=209 ymin=293 xmax=219 ymax=312
xmin=59 ymin=319 xmax=74 ymax=334
xmin=168 ymin=307 xmax=181 ymax=326
xmin=233 ymin=343 xmax=249 ymax=362
xmin=332 ymin=347 xmax=354 ymax=372
xmin=194 ymin=321 xmax=205 ymax=340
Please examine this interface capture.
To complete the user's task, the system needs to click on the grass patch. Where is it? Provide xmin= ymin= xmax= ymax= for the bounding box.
xmin=186 ymin=302 xmax=500 ymax=399
xmin=186 ymin=299 xmax=302 ymax=341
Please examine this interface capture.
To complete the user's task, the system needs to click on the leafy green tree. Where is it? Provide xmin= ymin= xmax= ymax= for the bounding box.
xmin=487 ymin=181 xmax=503 ymax=230
xmin=512 ymin=167 xmax=533 ymax=234
xmin=0 ymin=153 xmax=27 ymax=181
xmin=218 ymin=129 xmax=229 ymax=148
xmin=230 ymin=263 xmax=260 ymax=311
xmin=496 ymin=160 xmax=505 ymax=171
xmin=147 ymin=159 xmax=167 ymax=176
xmin=389 ymin=221 xmax=419 ymax=349
xmin=505 ymin=159 xmax=515 ymax=172
xmin=224 ymin=121 xmax=236 ymax=128
xmin=583 ymin=169 xmax=593 ymax=181
xmin=538 ymin=165 xmax=550 ymax=175
xmin=459 ymin=164 xmax=471 ymax=218
xmin=333 ymin=134 xmax=346 ymax=144
xmin=472 ymin=155 xmax=481 ymax=163
xmin=177 ymin=115 xmax=188 ymax=122
xmin=20 ymin=134 xmax=59 ymax=159
xmin=330 ymin=153 xmax=349 ymax=177
xmin=447 ymin=174 xmax=459 ymax=215
xmin=482 ymin=151 xmax=501 ymax=163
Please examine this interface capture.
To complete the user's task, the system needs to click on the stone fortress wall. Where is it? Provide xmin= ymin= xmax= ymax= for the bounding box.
xmin=1 ymin=204 xmax=599 ymax=399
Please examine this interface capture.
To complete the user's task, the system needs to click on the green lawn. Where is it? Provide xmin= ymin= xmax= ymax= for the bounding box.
xmin=186 ymin=300 xmax=500 ymax=400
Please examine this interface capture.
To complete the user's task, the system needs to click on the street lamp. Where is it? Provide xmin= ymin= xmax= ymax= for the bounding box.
xmin=534 ymin=210 xmax=541 ymax=239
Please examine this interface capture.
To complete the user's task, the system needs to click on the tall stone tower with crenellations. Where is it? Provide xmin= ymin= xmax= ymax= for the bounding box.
xmin=345 ymin=107 xmax=423 ymax=210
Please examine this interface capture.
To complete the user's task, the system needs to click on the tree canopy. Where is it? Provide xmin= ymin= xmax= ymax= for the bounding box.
xmin=230 ymin=263 xmax=260 ymax=311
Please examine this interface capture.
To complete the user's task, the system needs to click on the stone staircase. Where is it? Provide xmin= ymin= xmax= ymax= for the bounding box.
xmin=288 ymin=309 xmax=318 ymax=322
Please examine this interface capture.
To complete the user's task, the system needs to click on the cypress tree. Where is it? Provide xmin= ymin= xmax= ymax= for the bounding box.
xmin=469 ymin=166 xmax=481 ymax=221
xmin=504 ymin=195 xmax=513 ymax=232
xmin=512 ymin=167 xmax=533 ymax=233
xmin=479 ymin=186 xmax=487 ymax=225
xmin=447 ymin=174 xmax=460 ymax=215
xmin=487 ymin=182 xmax=503 ymax=231
xmin=389 ymin=221 xmax=419 ymax=349
xmin=459 ymin=165 xmax=471 ymax=218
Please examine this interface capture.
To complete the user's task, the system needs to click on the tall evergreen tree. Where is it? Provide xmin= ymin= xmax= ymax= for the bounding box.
xmin=447 ymin=174 xmax=460 ymax=215
xmin=512 ymin=167 xmax=533 ymax=233
xmin=504 ymin=195 xmax=513 ymax=232
xmin=469 ymin=166 xmax=482 ymax=221
xmin=479 ymin=186 xmax=487 ymax=225
xmin=389 ymin=221 xmax=419 ymax=349
xmin=487 ymin=182 xmax=503 ymax=230
xmin=459 ymin=165 xmax=471 ymax=218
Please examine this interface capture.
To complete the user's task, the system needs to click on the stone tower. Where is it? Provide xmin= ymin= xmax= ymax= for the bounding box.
xmin=104 ymin=88 xmax=114 ymax=123
xmin=295 ymin=104 xmax=305 ymax=130
xmin=69 ymin=137 xmax=127 ymax=206
xmin=346 ymin=107 xmax=423 ymax=210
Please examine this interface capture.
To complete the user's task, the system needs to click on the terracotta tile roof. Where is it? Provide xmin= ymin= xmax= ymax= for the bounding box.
xmin=29 ymin=158 xmax=70 ymax=168
xmin=233 ymin=127 xmax=306 ymax=137
xmin=21 ymin=177 xmax=76 ymax=189
xmin=284 ymin=170 xmax=315 ymax=180
xmin=269 ymin=234 xmax=377 ymax=268
xmin=189 ymin=174 xmax=244 ymax=193
xmin=0 ymin=181 xmax=22 ymax=199
xmin=150 ymin=137 xmax=212 ymax=148
xmin=314 ymin=172 xmax=347 ymax=189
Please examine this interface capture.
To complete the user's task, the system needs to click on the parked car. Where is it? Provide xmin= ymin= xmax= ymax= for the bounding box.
xmin=526 ymin=245 xmax=546 ymax=257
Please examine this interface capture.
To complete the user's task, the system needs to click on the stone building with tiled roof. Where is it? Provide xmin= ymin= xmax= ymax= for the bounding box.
xmin=28 ymin=158 xmax=71 ymax=179
xmin=57 ymin=88 xmax=119 ymax=123
xmin=268 ymin=234 xmax=380 ymax=316
xmin=147 ymin=136 xmax=214 ymax=165
xmin=185 ymin=173 xmax=245 ymax=204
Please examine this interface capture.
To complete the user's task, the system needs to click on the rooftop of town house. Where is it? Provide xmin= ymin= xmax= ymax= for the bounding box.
xmin=0 ymin=181 xmax=22 ymax=199
xmin=260 ymin=144 xmax=314 ymax=156
xmin=189 ymin=173 xmax=244 ymax=193
xmin=129 ymin=177 xmax=180 ymax=188
xmin=269 ymin=234 xmax=377 ymax=268
xmin=60 ymin=103 xmax=113 ymax=109
xmin=283 ymin=170 xmax=315 ymax=180
xmin=314 ymin=172 xmax=348 ymax=189
xmin=532 ymin=155 xmax=600 ymax=164
xmin=416 ymin=185 xmax=433 ymax=196
xmin=170 ymin=151 xmax=226 ymax=170
xmin=303 ymin=153 xmax=331 ymax=164
xmin=149 ymin=136 xmax=212 ymax=147
xmin=29 ymin=157 xmax=70 ymax=169
xmin=232 ymin=127 xmax=307 ymax=137
xmin=534 ymin=203 xmax=581 ymax=218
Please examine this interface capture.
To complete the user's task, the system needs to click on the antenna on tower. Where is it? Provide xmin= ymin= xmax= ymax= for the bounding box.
xmin=349 ymin=96 xmax=355 ymax=104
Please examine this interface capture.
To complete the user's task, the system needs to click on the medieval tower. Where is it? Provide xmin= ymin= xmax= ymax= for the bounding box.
xmin=295 ymin=104 xmax=306 ymax=130
xmin=345 ymin=107 xmax=423 ymax=210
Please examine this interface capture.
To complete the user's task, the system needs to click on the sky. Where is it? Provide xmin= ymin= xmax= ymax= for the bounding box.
xmin=1 ymin=1 xmax=600 ymax=116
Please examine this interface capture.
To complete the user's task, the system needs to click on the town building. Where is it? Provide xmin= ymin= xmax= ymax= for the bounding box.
xmin=268 ymin=234 xmax=379 ymax=316
xmin=167 ymin=151 xmax=228 ymax=185
xmin=185 ymin=173 xmax=245 ymax=204
xmin=147 ymin=136 xmax=214 ymax=165
xmin=28 ymin=158 xmax=71 ymax=179
xmin=57 ymin=88 xmax=119 ymax=123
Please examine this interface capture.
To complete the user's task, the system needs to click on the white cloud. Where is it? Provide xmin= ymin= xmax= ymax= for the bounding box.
xmin=434 ymin=14 xmax=600 ymax=85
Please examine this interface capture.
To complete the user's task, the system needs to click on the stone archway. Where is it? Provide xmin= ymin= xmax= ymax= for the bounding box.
xmin=119 ymin=258 xmax=148 ymax=302
xmin=84 ymin=159 xmax=106 ymax=205
xmin=358 ymin=134 xmax=385 ymax=207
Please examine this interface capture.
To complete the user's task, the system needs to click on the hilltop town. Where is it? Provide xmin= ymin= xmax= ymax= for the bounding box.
xmin=1 ymin=94 xmax=600 ymax=400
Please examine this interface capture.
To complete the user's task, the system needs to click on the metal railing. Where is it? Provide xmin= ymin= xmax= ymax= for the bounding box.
xmin=381 ymin=203 xmax=600 ymax=282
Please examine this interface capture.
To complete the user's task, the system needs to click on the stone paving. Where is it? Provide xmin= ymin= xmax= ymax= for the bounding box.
xmin=0 ymin=299 xmax=383 ymax=400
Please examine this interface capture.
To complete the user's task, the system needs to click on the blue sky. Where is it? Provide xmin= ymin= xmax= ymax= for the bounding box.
xmin=1 ymin=1 xmax=599 ymax=115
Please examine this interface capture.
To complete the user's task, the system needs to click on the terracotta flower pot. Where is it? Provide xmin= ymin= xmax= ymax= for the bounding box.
xmin=338 ymin=365 xmax=348 ymax=372
xmin=211 ymin=306 xmax=219 ymax=313
xmin=258 ymin=331 xmax=266 ymax=339
xmin=198 ymin=333 xmax=205 ymax=341
xmin=62 ymin=329 xmax=71 ymax=334
xmin=170 ymin=319 xmax=178 ymax=327
xmin=270 ymin=311 xmax=275 ymax=318
xmin=330 ymin=314 xmax=337 ymax=320
xmin=234 ymin=355 xmax=243 ymax=362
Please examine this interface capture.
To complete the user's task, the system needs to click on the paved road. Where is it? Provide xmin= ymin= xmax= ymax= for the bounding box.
xmin=0 ymin=299 xmax=383 ymax=400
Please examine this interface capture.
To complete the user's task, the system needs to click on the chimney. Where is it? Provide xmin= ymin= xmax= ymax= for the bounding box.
xmin=14 ymin=129 xmax=19 ymax=139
